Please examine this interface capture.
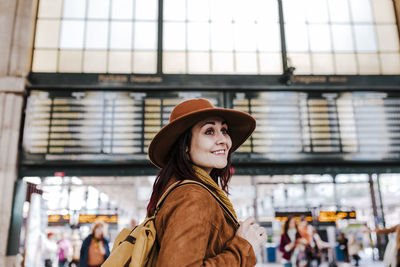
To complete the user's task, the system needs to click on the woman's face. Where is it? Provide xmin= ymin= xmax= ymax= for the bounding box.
xmin=94 ymin=225 xmax=103 ymax=238
xmin=289 ymin=218 xmax=297 ymax=229
xmin=189 ymin=117 xmax=232 ymax=174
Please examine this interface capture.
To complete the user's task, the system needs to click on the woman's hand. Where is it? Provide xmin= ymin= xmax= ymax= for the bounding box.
xmin=237 ymin=217 xmax=268 ymax=253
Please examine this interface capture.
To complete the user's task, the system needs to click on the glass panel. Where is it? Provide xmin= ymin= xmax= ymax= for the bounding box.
xmin=60 ymin=20 xmax=85 ymax=49
xmin=259 ymin=53 xmax=282 ymax=74
xmin=379 ymin=174 xmax=400 ymax=226
xmin=235 ymin=52 xmax=258 ymax=73
xmin=210 ymin=0 xmax=233 ymax=22
xmin=328 ymin=0 xmax=351 ymax=23
xmin=163 ymin=22 xmax=186 ymax=50
xmin=256 ymin=0 xmax=279 ymax=23
xmin=380 ymin=53 xmax=400 ymax=74
xmin=308 ymin=24 xmax=331 ymax=52
xmin=164 ymin=0 xmax=186 ymax=21
xmin=211 ymin=52 xmax=234 ymax=73
xmin=376 ymin=25 xmax=400 ymax=52
xmin=38 ymin=0 xmax=63 ymax=18
xmin=257 ymin=23 xmax=280 ymax=52
xmin=331 ymin=25 xmax=354 ymax=52
xmin=285 ymin=24 xmax=309 ymax=52
xmin=108 ymin=51 xmax=132 ymax=73
xmin=210 ymin=23 xmax=234 ymax=51
xmin=59 ymin=50 xmax=83 ymax=72
xmin=134 ymin=22 xmax=157 ymax=50
xmin=306 ymin=184 xmax=335 ymax=206
xmin=335 ymin=53 xmax=357 ymax=74
xmin=35 ymin=20 xmax=60 ymax=48
xmin=163 ymin=51 xmax=186 ymax=73
xmin=372 ymin=0 xmax=396 ymax=23
xmin=132 ymin=51 xmax=157 ymax=73
xmin=306 ymin=0 xmax=329 ymax=23
xmin=83 ymin=51 xmax=107 ymax=73
xmin=135 ymin=0 xmax=158 ymax=20
xmin=32 ymin=50 xmax=58 ymax=72
xmin=282 ymin=0 xmax=306 ymax=22
xmin=188 ymin=52 xmax=210 ymax=73
xmin=288 ymin=53 xmax=311 ymax=74
xmin=187 ymin=22 xmax=210 ymax=51
xmin=111 ymin=0 xmax=134 ymax=19
xmin=354 ymin=25 xmax=377 ymax=52
xmin=88 ymin=0 xmax=110 ymax=19
xmin=234 ymin=23 xmax=257 ymax=52
xmin=63 ymin=0 xmax=86 ymax=19
xmin=350 ymin=0 xmax=374 ymax=23
xmin=110 ymin=21 xmax=132 ymax=49
xmin=311 ymin=53 xmax=334 ymax=74
xmin=187 ymin=0 xmax=210 ymax=22
xmin=357 ymin=53 xmax=380 ymax=74
xmin=85 ymin=21 xmax=109 ymax=49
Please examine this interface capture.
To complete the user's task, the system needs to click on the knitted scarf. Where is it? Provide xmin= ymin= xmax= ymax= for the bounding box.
xmin=192 ymin=165 xmax=238 ymax=220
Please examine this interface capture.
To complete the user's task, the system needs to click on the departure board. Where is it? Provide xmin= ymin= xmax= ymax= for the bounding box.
xmin=22 ymin=91 xmax=221 ymax=163
xmin=22 ymin=90 xmax=400 ymax=165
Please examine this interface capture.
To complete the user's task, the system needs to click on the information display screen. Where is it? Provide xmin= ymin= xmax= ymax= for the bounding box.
xmin=22 ymin=90 xmax=400 ymax=166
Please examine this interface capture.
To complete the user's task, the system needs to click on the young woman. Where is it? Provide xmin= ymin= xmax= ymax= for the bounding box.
xmin=79 ymin=221 xmax=110 ymax=267
xmin=147 ymin=98 xmax=267 ymax=266
xmin=371 ymin=224 xmax=400 ymax=267
xmin=279 ymin=216 xmax=304 ymax=267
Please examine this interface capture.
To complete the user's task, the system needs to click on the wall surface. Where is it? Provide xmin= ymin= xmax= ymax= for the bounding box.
xmin=0 ymin=0 xmax=37 ymax=266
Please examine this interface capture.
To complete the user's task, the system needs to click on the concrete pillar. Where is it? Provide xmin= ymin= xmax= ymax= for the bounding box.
xmin=0 ymin=0 xmax=38 ymax=265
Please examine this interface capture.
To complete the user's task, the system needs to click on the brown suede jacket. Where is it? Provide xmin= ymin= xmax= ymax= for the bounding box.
xmin=155 ymin=182 xmax=257 ymax=267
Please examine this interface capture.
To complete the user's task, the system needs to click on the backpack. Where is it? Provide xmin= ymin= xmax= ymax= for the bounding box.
xmin=101 ymin=180 xmax=238 ymax=267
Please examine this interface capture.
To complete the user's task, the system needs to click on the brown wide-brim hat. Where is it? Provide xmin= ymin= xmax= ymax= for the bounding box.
xmin=148 ymin=98 xmax=256 ymax=168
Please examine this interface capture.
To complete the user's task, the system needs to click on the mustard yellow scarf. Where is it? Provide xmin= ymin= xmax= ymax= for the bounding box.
xmin=192 ymin=165 xmax=237 ymax=220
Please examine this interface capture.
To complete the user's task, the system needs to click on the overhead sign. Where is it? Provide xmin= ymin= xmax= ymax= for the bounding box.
xmin=318 ymin=211 xmax=356 ymax=222
xmin=48 ymin=214 xmax=70 ymax=226
xmin=78 ymin=214 xmax=118 ymax=224
xmin=274 ymin=211 xmax=313 ymax=222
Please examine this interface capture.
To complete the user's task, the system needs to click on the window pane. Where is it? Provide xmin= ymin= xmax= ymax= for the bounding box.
xmin=187 ymin=0 xmax=210 ymax=22
xmin=211 ymin=23 xmax=234 ymax=51
xmin=164 ymin=0 xmax=186 ymax=21
xmin=210 ymin=0 xmax=233 ymax=22
xmin=63 ymin=0 xmax=86 ymax=19
xmin=257 ymin=23 xmax=281 ymax=52
xmin=188 ymin=52 xmax=210 ymax=73
xmin=132 ymin=51 xmax=157 ymax=73
xmin=259 ymin=53 xmax=282 ymax=74
xmin=108 ymin=51 xmax=132 ymax=73
xmin=32 ymin=50 xmax=58 ymax=72
xmin=288 ymin=53 xmax=311 ymax=74
xmin=311 ymin=53 xmax=334 ymax=74
xmin=357 ymin=53 xmax=380 ymax=74
xmin=187 ymin=22 xmax=210 ymax=51
xmin=354 ymin=25 xmax=377 ymax=52
xmin=380 ymin=53 xmax=400 ymax=74
xmin=38 ymin=0 xmax=62 ymax=18
xmin=134 ymin=22 xmax=157 ymax=50
xmin=285 ymin=24 xmax=309 ymax=52
xmin=328 ymin=0 xmax=351 ymax=23
xmin=111 ymin=0 xmax=133 ymax=19
xmin=83 ymin=51 xmax=107 ymax=72
xmin=306 ymin=0 xmax=329 ymax=23
xmin=235 ymin=52 xmax=258 ymax=73
xmin=35 ymin=20 xmax=60 ymax=48
xmin=85 ymin=21 xmax=109 ymax=49
xmin=135 ymin=0 xmax=158 ymax=20
xmin=335 ymin=53 xmax=357 ymax=74
xmin=332 ymin=25 xmax=354 ymax=52
xmin=376 ymin=25 xmax=400 ymax=52
xmin=283 ymin=0 xmax=306 ymax=22
xmin=59 ymin=50 xmax=82 ymax=72
xmin=372 ymin=0 xmax=396 ymax=23
xmin=234 ymin=23 xmax=257 ymax=52
xmin=163 ymin=22 xmax=186 ymax=50
xmin=350 ymin=0 xmax=374 ymax=23
xmin=60 ymin=20 xmax=85 ymax=49
xmin=163 ymin=51 xmax=186 ymax=73
xmin=88 ymin=0 xmax=110 ymax=19
xmin=110 ymin=21 xmax=132 ymax=49
xmin=309 ymin=24 xmax=331 ymax=52
xmin=211 ymin=52 xmax=234 ymax=73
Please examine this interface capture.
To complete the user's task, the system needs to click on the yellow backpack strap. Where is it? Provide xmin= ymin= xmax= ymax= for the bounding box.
xmin=154 ymin=180 xmax=239 ymax=228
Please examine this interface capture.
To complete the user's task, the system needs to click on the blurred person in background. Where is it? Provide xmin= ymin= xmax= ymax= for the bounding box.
xmin=338 ymin=232 xmax=349 ymax=263
xmin=279 ymin=216 xmax=307 ymax=267
xmin=348 ymin=233 xmax=361 ymax=266
xmin=69 ymin=230 xmax=81 ymax=267
xmin=369 ymin=224 xmax=400 ymax=267
xmin=79 ymin=221 xmax=110 ymax=267
xmin=58 ymin=232 xmax=72 ymax=267
xmin=43 ymin=232 xmax=58 ymax=267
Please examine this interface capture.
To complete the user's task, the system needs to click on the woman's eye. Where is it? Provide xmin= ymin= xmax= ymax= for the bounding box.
xmin=221 ymin=128 xmax=229 ymax=134
xmin=205 ymin=129 xmax=214 ymax=135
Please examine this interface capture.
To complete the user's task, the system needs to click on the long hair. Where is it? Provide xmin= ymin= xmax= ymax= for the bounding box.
xmin=283 ymin=216 xmax=298 ymax=236
xmin=147 ymin=128 xmax=233 ymax=216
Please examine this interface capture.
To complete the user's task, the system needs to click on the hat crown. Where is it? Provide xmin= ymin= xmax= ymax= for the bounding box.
xmin=170 ymin=98 xmax=214 ymax=122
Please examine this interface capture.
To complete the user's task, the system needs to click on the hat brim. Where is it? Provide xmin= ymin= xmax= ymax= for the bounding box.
xmin=148 ymin=108 xmax=256 ymax=168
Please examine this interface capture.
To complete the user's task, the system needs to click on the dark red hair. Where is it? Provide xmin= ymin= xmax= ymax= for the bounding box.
xmin=147 ymin=128 xmax=233 ymax=216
